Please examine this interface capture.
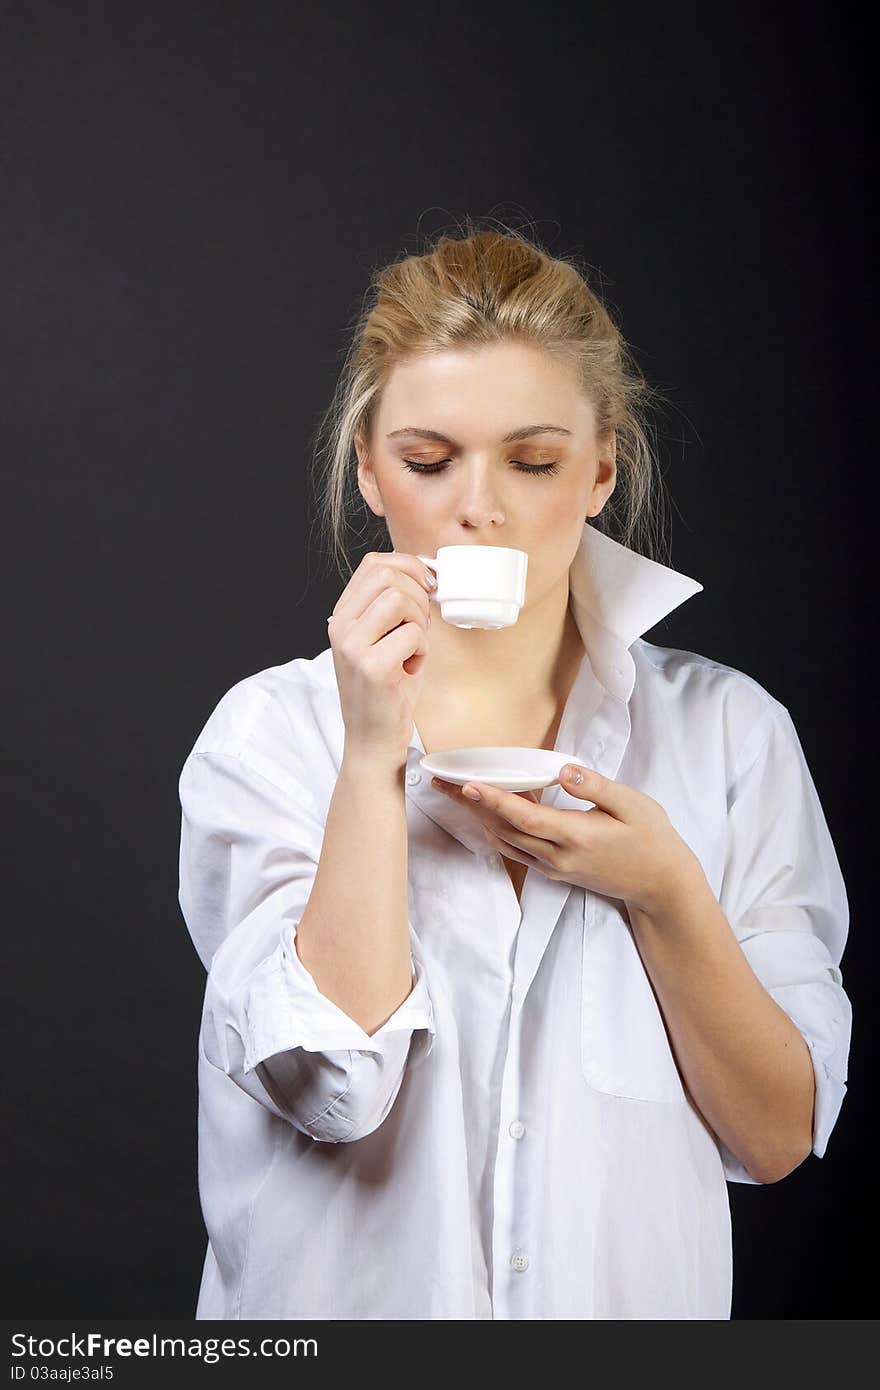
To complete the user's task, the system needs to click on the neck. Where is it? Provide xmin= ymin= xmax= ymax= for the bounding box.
xmin=419 ymin=576 xmax=585 ymax=712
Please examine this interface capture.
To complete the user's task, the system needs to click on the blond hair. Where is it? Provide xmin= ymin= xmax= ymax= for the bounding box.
xmin=307 ymin=214 xmax=674 ymax=581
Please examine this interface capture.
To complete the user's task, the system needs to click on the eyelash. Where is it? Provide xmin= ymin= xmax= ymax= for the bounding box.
xmin=402 ymin=459 xmax=560 ymax=476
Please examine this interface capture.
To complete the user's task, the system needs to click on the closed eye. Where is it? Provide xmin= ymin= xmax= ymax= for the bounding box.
xmin=403 ymin=459 xmax=560 ymax=476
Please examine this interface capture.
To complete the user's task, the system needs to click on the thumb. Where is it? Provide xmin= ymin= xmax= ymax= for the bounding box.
xmin=558 ymin=763 xmax=624 ymax=814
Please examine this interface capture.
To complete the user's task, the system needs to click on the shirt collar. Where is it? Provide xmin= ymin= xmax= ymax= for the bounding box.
xmin=566 ymin=520 xmax=704 ymax=701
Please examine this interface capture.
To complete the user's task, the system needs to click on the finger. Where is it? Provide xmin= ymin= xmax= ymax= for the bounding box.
xmin=458 ymin=781 xmax=567 ymax=846
xmin=431 ymin=778 xmax=568 ymax=862
xmin=431 ymin=777 xmax=539 ymax=804
xmin=482 ymin=826 xmax=562 ymax=878
xmin=484 ymin=820 xmax=561 ymax=868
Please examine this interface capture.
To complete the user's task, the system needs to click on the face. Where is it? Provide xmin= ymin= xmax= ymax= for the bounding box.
xmin=355 ymin=341 xmax=617 ymax=606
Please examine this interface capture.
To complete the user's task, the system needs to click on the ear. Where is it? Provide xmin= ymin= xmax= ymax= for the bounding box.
xmin=354 ymin=434 xmax=384 ymax=518
xmin=592 ymin=430 xmax=617 ymax=512
xmin=353 ymin=432 xmax=369 ymax=476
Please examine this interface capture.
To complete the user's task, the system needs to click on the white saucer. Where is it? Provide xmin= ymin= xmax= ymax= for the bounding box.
xmin=419 ymin=746 xmax=580 ymax=792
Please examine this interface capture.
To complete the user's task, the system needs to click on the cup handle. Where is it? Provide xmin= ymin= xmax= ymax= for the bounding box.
xmin=416 ymin=554 xmax=439 ymax=600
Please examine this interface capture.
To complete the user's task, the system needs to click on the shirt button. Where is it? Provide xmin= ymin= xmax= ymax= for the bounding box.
xmin=510 ymin=1249 xmax=530 ymax=1272
xmin=509 ymin=1120 xmax=525 ymax=1139
xmin=406 ymin=771 xmax=421 ymax=785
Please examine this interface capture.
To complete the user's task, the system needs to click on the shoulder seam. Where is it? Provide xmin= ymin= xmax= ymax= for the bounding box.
xmin=635 ymin=642 xmax=789 ymax=719
xmin=183 ymin=747 xmax=325 ymax=826
xmin=728 ymin=704 xmax=790 ymax=792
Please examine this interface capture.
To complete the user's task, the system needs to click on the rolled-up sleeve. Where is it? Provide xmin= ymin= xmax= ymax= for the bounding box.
xmin=716 ymin=703 xmax=852 ymax=1184
xmin=178 ymin=746 xmax=435 ymax=1142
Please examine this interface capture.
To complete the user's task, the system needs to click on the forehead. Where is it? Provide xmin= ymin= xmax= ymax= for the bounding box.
xmin=376 ymin=342 xmax=593 ymax=438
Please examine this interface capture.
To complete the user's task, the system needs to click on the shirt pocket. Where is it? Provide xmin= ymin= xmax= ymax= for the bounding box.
xmin=580 ymin=892 xmax=686 ymax=1104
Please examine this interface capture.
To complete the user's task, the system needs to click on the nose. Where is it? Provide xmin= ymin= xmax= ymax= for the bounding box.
xmin=455 ymin=476 xmax=506 ymax=529
xmin=460 ymin=509 xmax=504 ymax=529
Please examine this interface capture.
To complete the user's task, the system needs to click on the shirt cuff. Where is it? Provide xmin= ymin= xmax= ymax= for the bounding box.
xmin=768 ymin=979 xmax=850 ymax=1161
xmin=719 ymin=978 xmax=851 ymax=1184
xmin=235 ymin=918 xmax=436 ymax=1076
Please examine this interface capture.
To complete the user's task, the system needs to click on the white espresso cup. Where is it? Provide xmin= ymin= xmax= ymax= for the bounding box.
xmin=415 ymin=545 xmax=529 ymax=629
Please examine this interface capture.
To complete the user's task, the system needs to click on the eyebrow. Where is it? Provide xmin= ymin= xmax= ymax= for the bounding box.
xmin=386 ymin=424 xmax=573 ymax=445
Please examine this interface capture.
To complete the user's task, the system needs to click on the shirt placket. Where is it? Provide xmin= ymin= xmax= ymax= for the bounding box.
xmin=403 ymin=629 xmax=636 ymax=1320
xmin=489 ymin=684 xmax=632 ymax=1318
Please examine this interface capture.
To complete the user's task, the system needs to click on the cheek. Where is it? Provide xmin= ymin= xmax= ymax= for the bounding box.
xmin=385 ymin=475 xmax=433 ymax=519
xmin=541 ymin=486 xmax=589 ymax=536
xmin=526 ymin=493 xmax=588 ymax=587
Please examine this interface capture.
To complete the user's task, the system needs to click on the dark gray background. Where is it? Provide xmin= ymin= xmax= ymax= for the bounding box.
xmin=2 ymin=0 xmax=869 ymax=1318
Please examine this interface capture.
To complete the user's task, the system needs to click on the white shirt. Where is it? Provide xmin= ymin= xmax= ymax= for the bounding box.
xmin=177 ymin=521 xmax=852 ymax=1320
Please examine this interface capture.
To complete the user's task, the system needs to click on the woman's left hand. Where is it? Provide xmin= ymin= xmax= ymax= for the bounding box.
xmin=431 ymin=763 xmax=702 ymax=917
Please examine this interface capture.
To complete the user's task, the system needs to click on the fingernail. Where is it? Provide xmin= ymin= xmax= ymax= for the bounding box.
xmin=462 ymin=784 xmax=481 ymax=800
xmin=424 ymin=571 xmax=437 ymax=589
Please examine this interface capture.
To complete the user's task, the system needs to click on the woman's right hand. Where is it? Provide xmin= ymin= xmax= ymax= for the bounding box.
xmin=327 ymin=550 xmax=437 ymax=765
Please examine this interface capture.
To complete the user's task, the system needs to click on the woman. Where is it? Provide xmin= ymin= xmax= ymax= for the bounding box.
xmin=177 ymin=221 xmax=851 ymax=1319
